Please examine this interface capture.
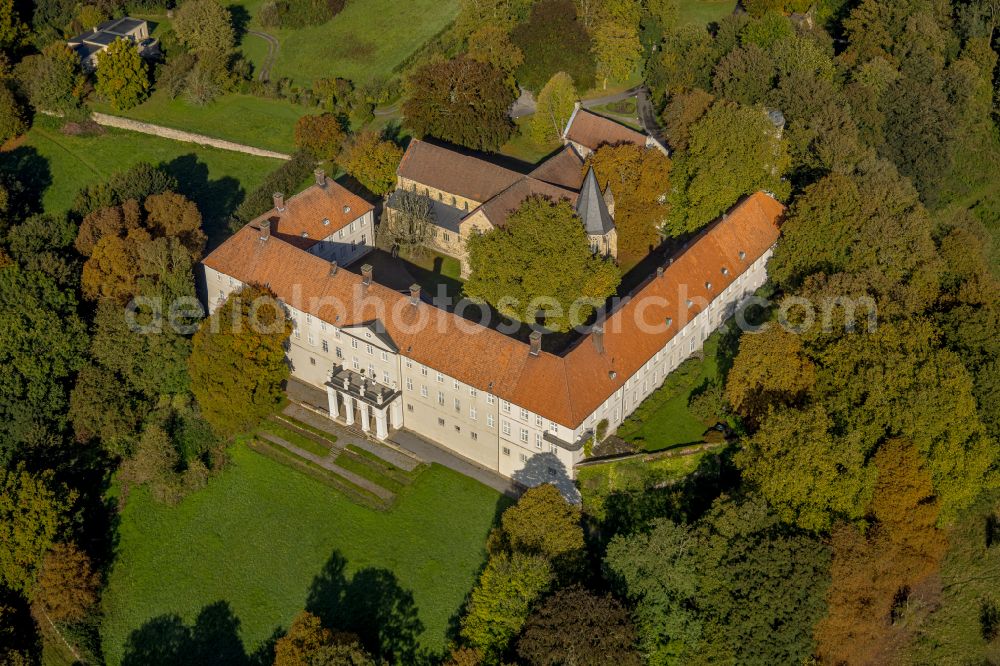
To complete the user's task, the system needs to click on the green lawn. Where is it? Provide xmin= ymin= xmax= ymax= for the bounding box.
xmin=5 ymin=116 xmax=279 ymax=242
xmin=616 ymin=332 xmax=727 ymax=451
xmin=233 ymin=0 xmax=459 ymax=87
xmin=677 ymin=0 xmax=737 ymax=26
xmin=91 ymin=92 xmax=306 ymax=154
xmin=499 ymin=116 xmax=562 ymax=166
xmin=101 ymin=443 xmax=505 ymax=664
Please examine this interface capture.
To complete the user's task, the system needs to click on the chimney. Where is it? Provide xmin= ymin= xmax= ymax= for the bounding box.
xmin=314 ymin=168 xmax=326 ymax=188
xmin=656 ymin=266 xmax=664 ymax=278
xmin=528 ymin=330 xmax=541 ymax=356
xmin=273 ymin=192 xmax=284 ymax=212
xmin=329 ymin=261 xmax=338 ymax=276
xmin=592 ymin=324 xmax=605 ymax=354
xmin=258 ymin=219 xmax=271 ymax=241
xmin=361 ymin=264 xmax=373 ymax=286
xmin=409 ymin=283 xmax=421 ymax=305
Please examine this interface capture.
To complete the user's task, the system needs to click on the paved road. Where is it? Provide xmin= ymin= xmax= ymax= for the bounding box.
xmin=247 ymin=30 xmax=279 ymax=82
xmin=390 ymin=429 xmax=523 ymax=498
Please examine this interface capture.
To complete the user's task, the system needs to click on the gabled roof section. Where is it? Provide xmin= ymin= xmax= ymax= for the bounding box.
xmin=396 ymin=140 xmax=522 ymax=204
xmin=341 ymin=320 xmax=399 ymax=352
xmin=203 ymin=192 xmax=784 ymax=427
xmin=576 ymin=167 xmax=615 ymax=235
xmin=529 ymin=146 xmax=586 ymax=191
xmin=564 ymin=109 xmax=648 ymax=152
xmin=474 ymin=177 xmax=578 ymax=228
xmin=254 ymin=176 xmax=373 ymax=250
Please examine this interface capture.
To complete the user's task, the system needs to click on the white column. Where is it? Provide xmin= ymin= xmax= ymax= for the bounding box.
xmin=342 ymin=394 xmax=354 ymax=426
xmin=326 ymin=386 xmax=339 ymax=419
xmin=390 ymin=402 xmax=403 ymax=429
xmin=358 ymin=402 xmax=370 ymax=433
xmin=374 ymin=409 xmax=388 ymax=440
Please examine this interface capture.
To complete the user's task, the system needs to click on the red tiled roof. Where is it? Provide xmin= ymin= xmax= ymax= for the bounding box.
xmin=256 ymin=177 xmax=374 ymax=250
xmin=203 ymin=192 xmax=783 ymax=427
xmin=565 ymin=109 xmax=647 ymax=152
xmin=396 ymin=139 xmax=522 ymax=204
xmin=529 ymin=146 xmax=586 ymax=191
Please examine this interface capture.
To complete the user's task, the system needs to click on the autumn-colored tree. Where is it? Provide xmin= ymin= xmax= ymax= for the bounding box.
xmin=75 ymin=199 xmax=142 ymax=257
xmin=517 ymin=586 xmax=640 ymax=666
xmin=0 ymin=466 xmax=71 ymax=592
xmin=144 ymin=191 xmax=207 ymax=260
xmin=404 ymin=56 xmax=517 ymax=151
xmin=95 ymin=39 xmax=150 ymax=111
xmin=0 ymin=0 xmax=27 ymax=51
xmin=294 ymin=113 xmax=346 ymax=160
xmin=497 ymin=483 xmax=585 ymax=581
xmin=0 ymin=84 xmax=28 ymax=144
xmin=188 ymin=284 xmax=292 ymax=437
xmin=724 ymin=326 xmax=815 ymax=426
xmin=338 ymin=131 xmax=403 ymax=196
xmin=661 ymin=88 xmax=714 ymax=153
xmin=467 ymin=24 xmax=524 ymax=72
xmin=460 ymin=552 xmax=553 ymax=661
xmin=465 ymin=196 xmax=620 ymax=332
xmin=531 ymin=71 xmax=577 ymax=145
xmin=172 ymin=0 xmax=235 ymax=53
xmin=31 ymin=541 xmax=100 ymax=622
xmin=585 ymin=144 xmax=672 ymax=260
xmin=592 ymin=21 xmax=642 ymax=88
xmin=14 ymin=43 xmax=85 ymax=114
xmin=815 ymin=439 xmax=948 ymax=664
xmin=273 ymin=610 xmax=373 ymax=666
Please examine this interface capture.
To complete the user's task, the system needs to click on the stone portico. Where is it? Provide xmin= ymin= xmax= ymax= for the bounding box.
xmin=325 ymin=366 xmax=402 ymax=440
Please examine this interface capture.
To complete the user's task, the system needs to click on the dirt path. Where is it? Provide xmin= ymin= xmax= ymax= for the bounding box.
xmin=90 ymin=112 xmax=291 ymax=160
xmin=247 ymin=30 xmax=279 ymax=82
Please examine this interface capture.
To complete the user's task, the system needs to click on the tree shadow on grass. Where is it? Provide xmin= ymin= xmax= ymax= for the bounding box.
xmin=121 ymin=601 xmax=258 ymax=666
xmin=0 ymin=146 xmax=52 ymax=219
xmin=306 ymin=551 xmax=425 ymax=664
xmin=158 ymin=154 xmax=245 ymax=250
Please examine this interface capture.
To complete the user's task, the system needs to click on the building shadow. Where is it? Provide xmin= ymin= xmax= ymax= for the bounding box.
xmin=158 ymin=154 xmax=245 ymax=250
xmin=305 ymin=551 xmax=424 ymax=664
xmin=121 ymin=601 xmax=252 ymax=666
xmin=511 ymin=451 xmax=580 ymax=503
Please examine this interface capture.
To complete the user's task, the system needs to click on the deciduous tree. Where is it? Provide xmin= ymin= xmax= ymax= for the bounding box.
xmin=512 ymin=0 xmax=596 ymax=93
xmin=172 ymin=0 xmax=235 ymax=53
xmin=465 ymin=196 xmax=620 ymax=332
xmin=0 ymin=84 xmax=27 ymax=143
xmin=497 ymin=484 xmax=585 ymax=579
xmin=592 ymin=21 xmax=642 ymax=88
xmin=188 ymin=284 xmax=292 ymax=437
xmin=339 ymin=131 xmax=403 ymax=196
xmin=294 ymin=113 xmax=346 ymax=161
xmin=95 ymin=39 xmax=150 ymax=111
xmin=382 ymin=190 xmax=433 ymax=255
xmin=467 ymin=25 xmax=524 ymax=73
xmin=14 ymin=43 xmax=84 ymax=114
xmin=516 ymin=586 xmax=640 ymax=666
xmin=724 ymin=326 xmax=815 ymax=426
xmin=0 ymin=466 xmax=70 ymax=592
xmin=404 ymin=56 xmax=517 ymax=152
xmin=530 ymin=71 xmax=577 ymax=145
xmin=31 ymin=541 xmax=100 ymax=622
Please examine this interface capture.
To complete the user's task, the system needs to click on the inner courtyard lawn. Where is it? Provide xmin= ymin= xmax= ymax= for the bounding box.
xmin=100 ymin=443 xmax=505 ymax=665
xmin=5 ymin=116 xmax=279 ymax=246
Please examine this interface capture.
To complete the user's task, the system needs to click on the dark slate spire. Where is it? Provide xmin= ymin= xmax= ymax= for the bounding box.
xmin=576 ymin=167 xmax=615 ymax=235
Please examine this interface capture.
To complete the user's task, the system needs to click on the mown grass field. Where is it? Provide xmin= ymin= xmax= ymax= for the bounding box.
xmin=677 ymin=0 xmax=737 ymax=26
xmin=235 ymin=0 xmax=459 ymax=86
xmin=4 ymin=116 xmax=279 ymax=237
xmin=91 ymin=93 xmax=305 ymax=154
xmin=100 ymin=443 xmax=504 ymax=665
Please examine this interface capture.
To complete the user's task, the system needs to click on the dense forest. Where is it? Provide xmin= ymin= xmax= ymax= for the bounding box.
xmin=1 ymin=0 xmax=999 ymax=664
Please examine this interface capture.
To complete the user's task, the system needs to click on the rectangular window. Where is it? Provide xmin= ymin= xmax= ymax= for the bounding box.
xmin=519 ymin=453 xmax=528 ymax=463
xmin=383 ymin=371 xmax=390 ymax=384
xmin=381 ymin=351 xmax=388 ymax=362
xmin=502 ymin=446 xmax=510 ymax=456
xmin=294 ymin=329 xmax=301 ymax=339
xmin=351 ymin=339 xmax=359 ymax=349
xmin=420 ymin=385 xmax=428 ymax=397
xmin=368 ymin=363 xmax=375 ymax=378
xmin=352 ymin=358 xmax=360 ymax=370
xmin=535 ymin=415 xmax=542 ymax=427
xmin=321 ymin=340 xmax=329 ymax=352
xmin=438 ymin=391 xmax=445 ymax=406
xmin=550 ymin=444 xmax=558 ymax=454
xmin=520 ymin=407 xmax=529 ymax=420
xmin=535 ymin=433 xmax=542 ymax=449
xmin=421 ymin=367 xmax=428 ymax=376
xmin=487 ymin=414 xmax=495 ymax=428
xmin=453 ymin=380 xmax=460 ymax=390
xmin=366 ymin=344 xmax=374 ymax=355
xmin=438 ymin=417 xmax=445 ymax=426
xmin=487 ymin=394 xmax=495 ymax=405
xmin=502 ymin=400 xmax=510 ymax=413
xmin=334 ymin=329 xmax=341 ymax=339
xmin=454 ymin=398 xmax=461 ymax=412
xmin=454 ymin=425 xmax=461 ymax=433
xmin=436 ymin=372 xmax=444 ymax=383
xmin=520 ymin=428 xmax=529 ymax=444
xmin=502 ymin=421 xmax=510 ymax=436
xmin=470 ymin=387 xmax=477 ymax=398
xmin=306 ymin=314 xmax=312 ymax=325
xmin=405 ymin=359 xmax=413 ymax=368
xmin=470 ymin=406 xmax=477 ymax=420
xmin=406 ymin=378 xmax=413 ymax=391
xmin=470 ymin=431 xmax=478 ymax=441
xmin=407 ymin=403 xmax=413 ymax=412
xmin=335 ymin=347 xmax=343 ymax=359
xmin=309 ymin=357 xmax=316 ymax=366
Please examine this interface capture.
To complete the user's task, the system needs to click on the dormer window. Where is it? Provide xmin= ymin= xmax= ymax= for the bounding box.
xmin=665 ymin=317 xmax=672 ymax=327
xmin=738 ymin=250 xmax=746 ymax=261
xmin=721 ymin=267 xmax=729 ymax=276
xmin=705 ymin=281 xmax=712 ymax=290
xmin=322 ymin=218 xmax=330 ymax=226
xmin=301 ymin=232 xmax=308 ymax=238
xmin=343 ymin=205 xmax=351 ymax=214
xmin=685 ymin=299 xmax=692 ymax=308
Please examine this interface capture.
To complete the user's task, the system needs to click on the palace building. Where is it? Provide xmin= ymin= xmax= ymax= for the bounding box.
xmin=200 ymin=167 xmax=783 ymax=493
